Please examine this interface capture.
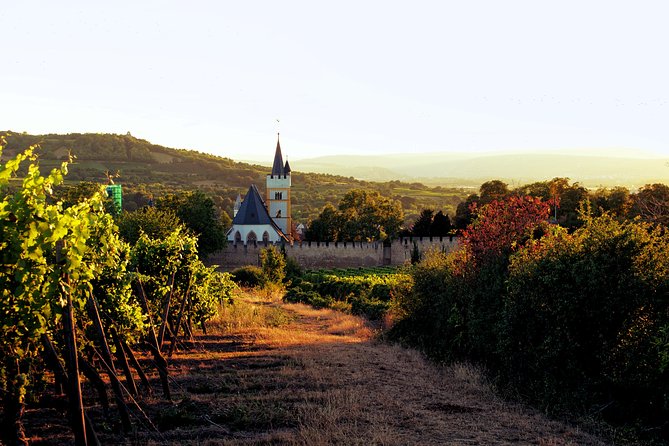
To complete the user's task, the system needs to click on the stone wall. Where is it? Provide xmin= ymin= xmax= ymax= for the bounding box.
xmin=391 ymin=236 xmax=460 ymax=266
xmin=208 ymin=236 xmax=460 ymax=271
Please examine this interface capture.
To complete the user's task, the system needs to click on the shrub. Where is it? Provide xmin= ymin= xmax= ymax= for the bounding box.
xmin=231 ymin=266 xmax=266 ymax=288
xmin=501 ymin=216 xmax=669 ymax=421
xmin=260 ymin=246 xmax=286 ymax=284
xmin=350 ymin=296 xmax=388 ymax=320
xmin=284 ymin=255 xmax=302 ymax=283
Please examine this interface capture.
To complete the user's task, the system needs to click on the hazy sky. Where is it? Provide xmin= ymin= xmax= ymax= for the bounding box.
xmin=2 ymin=1 xmax=668 ymax=161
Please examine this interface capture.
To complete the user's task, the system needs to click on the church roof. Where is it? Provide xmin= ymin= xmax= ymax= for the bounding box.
xmin=232 ymin=185 xmax=272 ymax=225
xmin=271 ymin=134 xmax=284 ymax=176
xmin=284 ymin=159 xmax=291 ymax=174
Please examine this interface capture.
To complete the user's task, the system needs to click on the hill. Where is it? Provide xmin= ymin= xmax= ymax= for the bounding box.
xmin=0 ymin=131 xmax=468 ymax=224
xmin=294 ymin=152 xmax=669 ymax=187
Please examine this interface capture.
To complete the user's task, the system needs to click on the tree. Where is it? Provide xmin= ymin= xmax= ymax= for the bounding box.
xmin=411 ymin=209 xmax=434 ymax=237
xmin=513 ymin=178 xmax=589 ymax=230
xmin=117 ymin=206 xmax=184 ymax=244
xmin=305 ymin=204 xmax=342 ymax=241
xmin=479 ymin=180 xmax=509 ymax=204
xmin=431 ymin=211 xmax=452 ymax=236
xmin=631 ymin=183 xmax=669 ymax=226
xmin=306 ymin=190 xmax=404 ymax=242
xmin=590 ymin=186 xmax=631 ymax=218
xmin=454 ymin=194 xmax=479 ymax=230
xmin=463 ymin=195 xmax=550 ymax=264
xmin=337 ymin=189 xmax=404 ymax=242
xmin=157 ymin=190 xmax=230 ymax=257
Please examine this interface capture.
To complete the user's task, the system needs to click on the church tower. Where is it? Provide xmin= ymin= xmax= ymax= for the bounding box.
xmin=266 ymin=133 xmax=292 ymax=239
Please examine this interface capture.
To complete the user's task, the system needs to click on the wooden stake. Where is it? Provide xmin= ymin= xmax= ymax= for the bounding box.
xmin=78 ymin=354 xmax=110 ymax=417
xmin=55 ymin=239 xmax=88 ymax=446
xmin=90 ymin=347 xmax=132 ymax=432
xmin=110 ymin=327 xmax=138 ymax=396
xmin=63 ymin=284 xmax=88 ymax=446
xmin=86 ymin=296 xmax=132 ymax=432
xmin=133 ymin=276 xmax=171 ymax=400
xmin=157 ymin=271 xmax=176 ymax=348
xmin=120 ymin=339 xmax=152 ymax=394
xmin=168 ymin=283 xmax=191 ymax=358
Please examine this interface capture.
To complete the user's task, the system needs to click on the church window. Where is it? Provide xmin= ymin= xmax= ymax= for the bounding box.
xmin=274 ymin=192 xmax=283 ymax=200
xmin=262 ymin=231 xmax=270 ymax=245
xmin=234 ymin=231 xmax=242 ymax=243
xmin=247 ymin=231 xmax=257 ymax=244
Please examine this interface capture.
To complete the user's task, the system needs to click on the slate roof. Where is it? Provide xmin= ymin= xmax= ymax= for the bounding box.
xmin=232 ymin=185 xmax=272 ymax=225
xmin=284 ymin=159 xmax=291 ymax=174
xmin=271 ymin=134 xmax=284 ymax=176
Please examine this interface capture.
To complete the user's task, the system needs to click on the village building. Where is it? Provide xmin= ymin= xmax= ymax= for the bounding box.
xmin=226 ymin=135 xmax=292 ymax=245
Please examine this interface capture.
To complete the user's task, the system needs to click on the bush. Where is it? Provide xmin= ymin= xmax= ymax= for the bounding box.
xmin=284 ymin=255 xmax=302 ymax=283
xmin=260 ymin=246 xmax=286 ymax=284
xmin=231 ymin=266 xmax=266 ymax=288
xmin=350 ymin=296 xmax=388 ymax=320
xmin=501 ymin=216 xmax=669 ymax=421
xmin=394 ymin=207 xmax=669 ymax=437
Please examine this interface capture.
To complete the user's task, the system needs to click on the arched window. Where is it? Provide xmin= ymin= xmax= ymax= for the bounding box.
xmin=234 ymin=231 xmax=242 ymax=244
xmin=262 ymin=231 xmax=270 ymax=245
xmin=246 ymin=231 xmax=257 ymax=245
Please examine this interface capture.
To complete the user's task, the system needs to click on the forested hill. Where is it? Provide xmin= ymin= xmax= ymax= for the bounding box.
xmin=0 ymin=131 xmax=467 ymax=223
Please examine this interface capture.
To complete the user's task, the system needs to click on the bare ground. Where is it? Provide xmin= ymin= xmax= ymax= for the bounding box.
xmin=24 ymin=292 xmax=609 ymax=445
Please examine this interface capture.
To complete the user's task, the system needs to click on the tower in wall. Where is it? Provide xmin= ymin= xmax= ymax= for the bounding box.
xmin=266 ymin=133 xmax=292 ymax=239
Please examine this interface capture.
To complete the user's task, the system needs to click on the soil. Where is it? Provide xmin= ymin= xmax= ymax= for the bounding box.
xmin=22 ymin=293 xmax=609 ymax=445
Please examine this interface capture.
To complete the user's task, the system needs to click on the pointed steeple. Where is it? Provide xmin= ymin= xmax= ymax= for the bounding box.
xmin=271 ymin=133 xmax=284 ymax=177
xmin=284 ymin=159 xmax=291 ymax=175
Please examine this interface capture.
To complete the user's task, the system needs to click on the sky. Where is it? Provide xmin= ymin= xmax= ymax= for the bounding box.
xmin=2 ymin=1 xmax=668 ymax=161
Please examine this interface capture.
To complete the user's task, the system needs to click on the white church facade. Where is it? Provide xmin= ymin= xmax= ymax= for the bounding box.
xmin=226 ymin=135 xmax=292 ymax=245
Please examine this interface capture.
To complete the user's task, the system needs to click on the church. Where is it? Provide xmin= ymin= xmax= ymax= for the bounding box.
xmin=226 ymin=135 xmax=292 ymax=245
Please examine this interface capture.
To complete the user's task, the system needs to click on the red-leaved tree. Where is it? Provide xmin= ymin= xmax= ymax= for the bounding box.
xmin=462 ymin=196 xmax=550 ymax=265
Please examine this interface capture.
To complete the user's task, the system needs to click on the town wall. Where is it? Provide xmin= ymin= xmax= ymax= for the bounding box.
xmin=208 ymin=236 xmax=460 ymax=271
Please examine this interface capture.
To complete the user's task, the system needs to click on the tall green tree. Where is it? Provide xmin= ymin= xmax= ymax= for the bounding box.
xmin=431 ymin=211 xmax=452 ymax=236
xmin=117 ymin=206 xmax=184 ymax=244
xmin=157 ymin=190 xmax=230 ymax=257
xmin=479 ymin=180 xmax=509 ymax=204
xmin=306 ymin=190 xmax=404 ymax=242
xmin=337 ymin=189 xmax=404 ymax=242
xmin=305 ymin=204 xmax=342 ymax=241
xmin=411 ymin=209 xmax=434 ymax=237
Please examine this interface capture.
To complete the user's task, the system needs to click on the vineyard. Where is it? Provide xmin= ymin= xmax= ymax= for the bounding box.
xmin=285 ymin=266 xmax=413 ymax=320
xmin=0 ymin=142 xmax=236 ymax=445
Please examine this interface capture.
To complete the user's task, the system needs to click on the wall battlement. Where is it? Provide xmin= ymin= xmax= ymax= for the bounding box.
xmin=208 ymin=236 xmax=460 ymax=271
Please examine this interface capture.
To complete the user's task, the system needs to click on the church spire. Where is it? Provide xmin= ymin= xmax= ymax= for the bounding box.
xmin=271 ymin=133 xmax=284 ymax=177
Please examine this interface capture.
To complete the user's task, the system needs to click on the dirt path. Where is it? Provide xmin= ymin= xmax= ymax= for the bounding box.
xmin=27 ymin=293 xmax=609 ymax=445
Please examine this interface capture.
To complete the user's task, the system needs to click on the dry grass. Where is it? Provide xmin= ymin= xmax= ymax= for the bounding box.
xmin=24 ymin=291 xmax=609 ymax=445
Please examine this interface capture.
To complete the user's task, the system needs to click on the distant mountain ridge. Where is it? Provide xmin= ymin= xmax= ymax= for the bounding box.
xmin=293 ymin=152 xmax=669 ymax=187
xmin=0 ymin=131 xmax=469 ymax=223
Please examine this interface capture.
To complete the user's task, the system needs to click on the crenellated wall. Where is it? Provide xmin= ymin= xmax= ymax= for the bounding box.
xmin=207 ymin=236 xmax=460 ymax=271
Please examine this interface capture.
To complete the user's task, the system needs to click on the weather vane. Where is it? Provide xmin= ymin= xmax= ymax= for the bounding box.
xmin=276 ymin=118 xmax=280 ymax=135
